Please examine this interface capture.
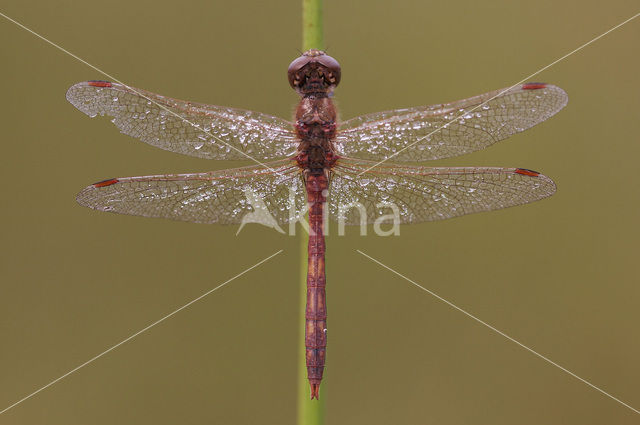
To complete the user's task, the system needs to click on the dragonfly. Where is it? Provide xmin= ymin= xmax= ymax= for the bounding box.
xmin=67 ymin=49 xmax=567 ymax=399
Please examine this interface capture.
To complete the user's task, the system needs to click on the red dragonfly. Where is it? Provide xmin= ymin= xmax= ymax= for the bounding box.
xmin=67 ymin=49 xmax=567 ymax=399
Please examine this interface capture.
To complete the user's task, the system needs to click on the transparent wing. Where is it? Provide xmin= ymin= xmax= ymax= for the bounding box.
xmin=76 ymin=160 xmax=306 ymax=225
xmin=328 ymin=158 xmax=556 ymax=224
xmin=336 ymin=83 xmax=567 ymax=161
xmin=66 ymin=81 xmax=298 ymax=160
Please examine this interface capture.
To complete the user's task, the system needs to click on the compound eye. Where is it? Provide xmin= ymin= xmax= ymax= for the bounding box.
xmin=316 ymin=54 xmax=341 ymax=87
xmin=287 ymin=55 xmax=311 ymax=89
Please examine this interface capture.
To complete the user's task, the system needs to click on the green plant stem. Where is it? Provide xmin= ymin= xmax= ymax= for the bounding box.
xmin=298 ymin=1 xmax=325 ymax=424
xmin=302 ymin=0 xmax=323 ymax=52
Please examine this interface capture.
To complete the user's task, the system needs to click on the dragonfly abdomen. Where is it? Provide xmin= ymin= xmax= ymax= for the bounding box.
xmin=305 ymin=174 xmax=328 ymax=400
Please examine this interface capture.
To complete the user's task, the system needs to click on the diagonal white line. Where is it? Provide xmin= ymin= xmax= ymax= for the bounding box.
xmin=0 ymin=11 xmax=285 ymax=174
xmin=357 ymin=11 xmax=640 ymax=175
xmin=356 ymin=249 xmax=640 ymax=415
xmin=0 ymin=249 xmax=283 ymax=415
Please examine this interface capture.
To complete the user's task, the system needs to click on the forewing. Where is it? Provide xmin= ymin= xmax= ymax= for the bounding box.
xmin=336 ymin=83 xmax=567 ymax=161
xmin=76 ymin=160 xmax=305 ymax=225
xmin=66 ymin=81 xmax=298 ymax=160
xmin=328 ymin=158 xmax=556 ymax=224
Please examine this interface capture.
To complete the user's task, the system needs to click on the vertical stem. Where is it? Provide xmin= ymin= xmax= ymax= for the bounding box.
xmin=298 ymin=1 xmax=324 ymax=424
xmin=302 ymin=0 xmax=324 ymax=52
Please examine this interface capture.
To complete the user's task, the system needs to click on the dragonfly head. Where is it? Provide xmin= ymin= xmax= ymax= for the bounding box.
xmin=288 ymin=49 xmax=341 ymax=95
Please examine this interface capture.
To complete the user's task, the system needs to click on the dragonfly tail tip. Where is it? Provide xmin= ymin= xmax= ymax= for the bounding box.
xmin=310 ymin=383 xmax=320 ymax=399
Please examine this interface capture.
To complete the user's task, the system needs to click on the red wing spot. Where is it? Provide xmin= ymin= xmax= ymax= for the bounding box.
xmin=93 ymin=178 xmax=119 ymax=187
xmin=515 ymin=168 xmax=540 ymax=177
xmin=522 ymin=82 xmax=547 ymax=90
xmin=88 ymin=80 xmax=113 ymax=88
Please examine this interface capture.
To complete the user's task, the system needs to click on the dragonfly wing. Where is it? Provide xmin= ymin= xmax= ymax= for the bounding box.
xmin=66 ymin=81 xmax=298 ymax=160
xmin=328 ymin=158 xmax=556 ymax=224
xmin=336 ymin=83 xmax=567 ymax=161
xmin=77 ymin=160 xmax=305 ymax=225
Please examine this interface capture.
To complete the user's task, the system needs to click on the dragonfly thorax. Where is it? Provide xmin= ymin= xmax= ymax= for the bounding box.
xmin=294 ymin=94 xmax=338 ymax=173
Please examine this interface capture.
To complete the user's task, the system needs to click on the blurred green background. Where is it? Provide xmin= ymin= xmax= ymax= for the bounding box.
xmin=1 ymin=1 xmax=639 ymax=424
